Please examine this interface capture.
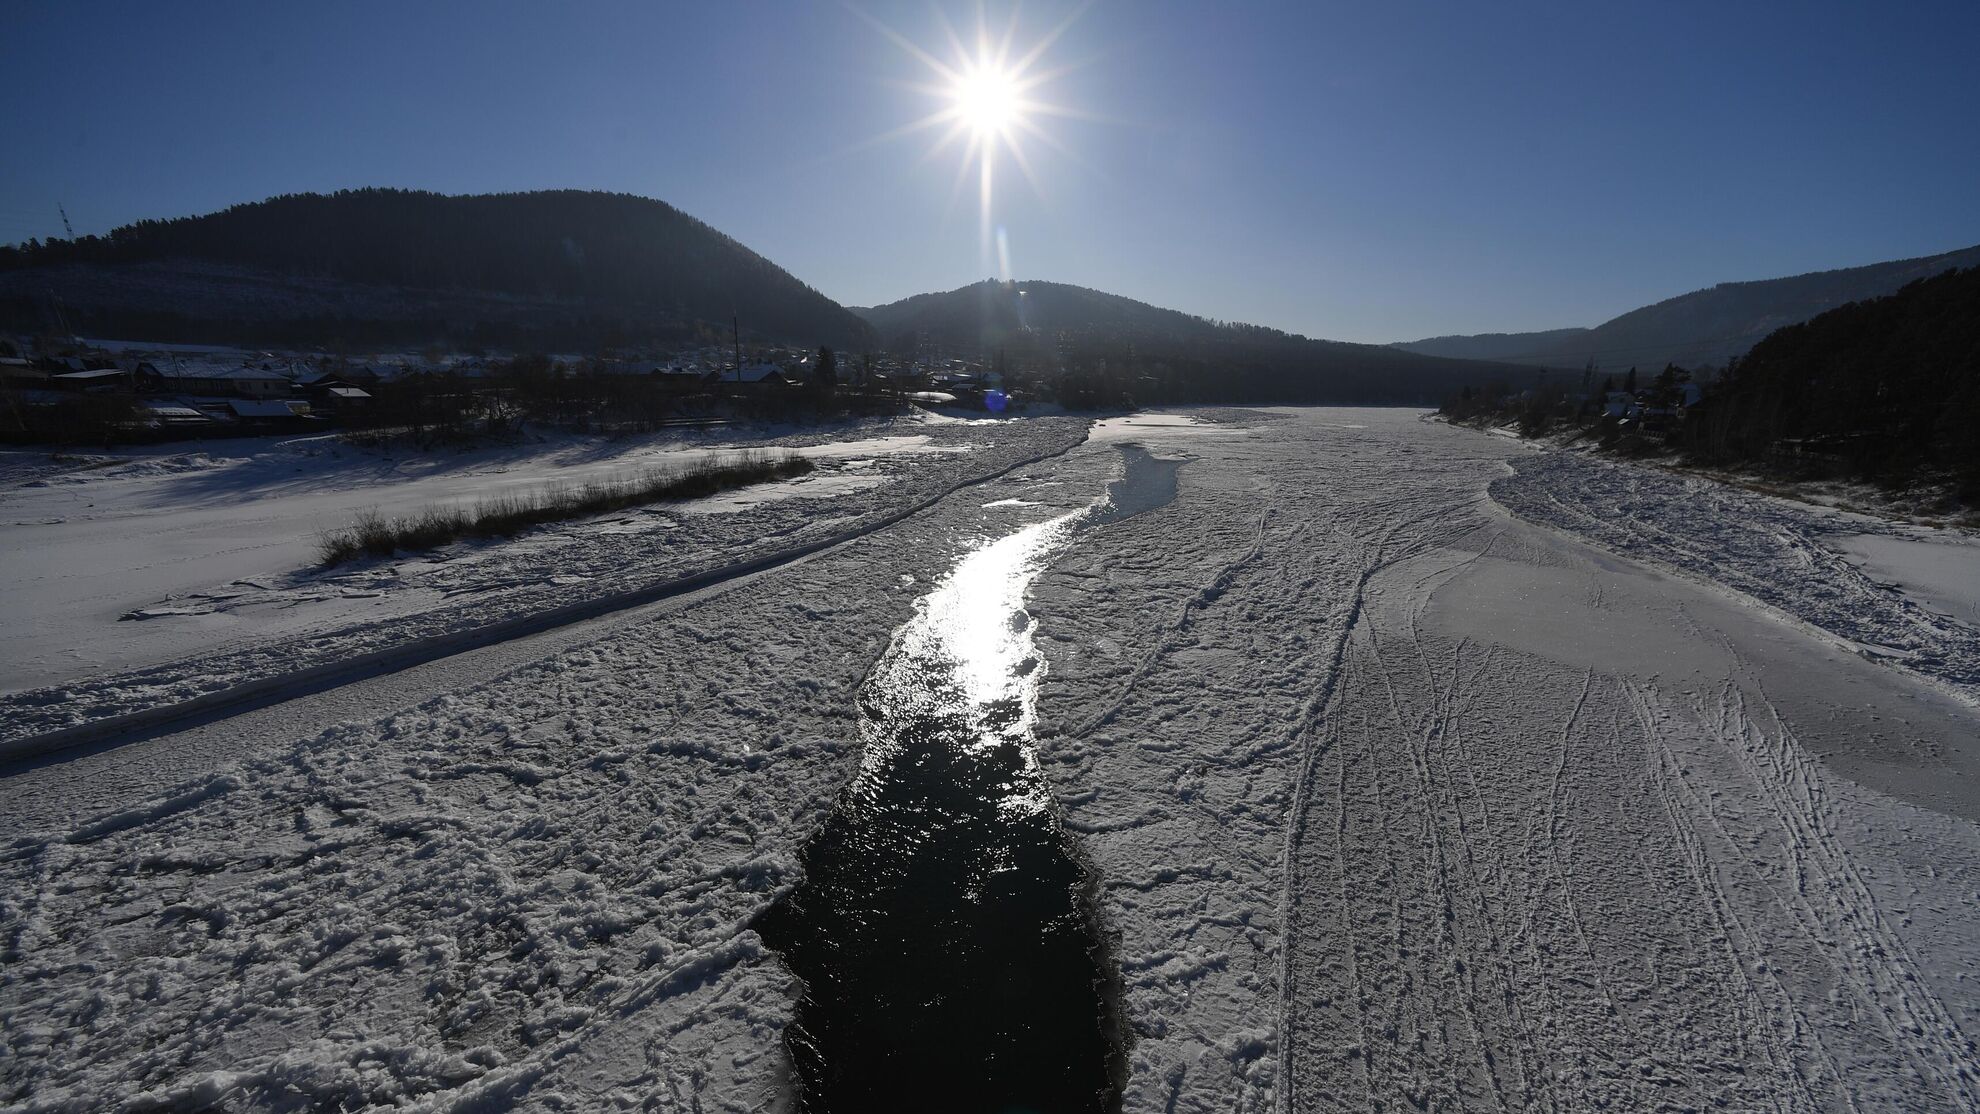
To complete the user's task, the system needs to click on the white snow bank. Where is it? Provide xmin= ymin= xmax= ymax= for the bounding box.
xmin=1032 ymin=409 xmax=1980 ymax=1111
xmin=1088 ymin=410 xmax=1249 ymax=443
xmin=1834 ymin=532 xmax=1980 ymax=628
xmin=0 ymin=425 xmax=959 ymax=697
xmin=1491 ymin=452 xmax=1980 ymax=703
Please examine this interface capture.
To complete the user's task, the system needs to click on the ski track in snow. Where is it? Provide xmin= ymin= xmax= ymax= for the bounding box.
xmin=1027 ymin=409 xmax=1979 ymax=1113
xmin=3 ymin=407 xmax=1977 ymax=1111
xmin=1032 ymin=409 xmax=1533 ymax=1112
xmin=1279 ymin=526 xmax=1979 ymax=1112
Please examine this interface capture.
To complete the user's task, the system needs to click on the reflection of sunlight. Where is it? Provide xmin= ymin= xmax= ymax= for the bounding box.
xmin=925 ymin=514 xmax=1071 ymax=713
xmin=866 ymin=512 xmax=1079 ymax=765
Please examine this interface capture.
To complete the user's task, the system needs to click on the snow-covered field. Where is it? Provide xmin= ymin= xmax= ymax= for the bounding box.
xmin=2 ymin=407 xmax=1976 ymax=1111
xmin=0 ymin=421 xmax=1103 ymax=1110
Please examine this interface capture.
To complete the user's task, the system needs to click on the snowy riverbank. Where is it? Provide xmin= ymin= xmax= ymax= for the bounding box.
xmin=1491 ymin=449 xmax=1980 ymax=705
xmin=0 ymin=414 xmax=1088 ymax=750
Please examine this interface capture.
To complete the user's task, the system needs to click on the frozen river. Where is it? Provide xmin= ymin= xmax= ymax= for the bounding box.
xmin=1 ymin=408 xmax=1976 ymax=1112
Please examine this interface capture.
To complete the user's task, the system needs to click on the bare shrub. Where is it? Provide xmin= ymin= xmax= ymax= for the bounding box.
xmin=314 ymin=452 xmax=813 ymax=567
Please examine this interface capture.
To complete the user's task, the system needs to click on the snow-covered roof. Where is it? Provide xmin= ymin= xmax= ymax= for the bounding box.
xmin=325 ymin=386 xmax=372 ymax=399
xmin=152 ymin=366 xmax=292 ymax=381
xmin=141 ymin=401 xmax=208 ymax=419
xmin=227 ymin=399 xmax=312 ymax=418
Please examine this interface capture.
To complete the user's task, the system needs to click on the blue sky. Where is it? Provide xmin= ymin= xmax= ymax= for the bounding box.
xmin=4 ymin=1 xmax=1977 ymax=343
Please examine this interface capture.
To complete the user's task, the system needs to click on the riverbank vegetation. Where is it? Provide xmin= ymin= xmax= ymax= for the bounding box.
xmin=1443 ymin=266 xmax=1980 ymax=506
xmin=315 ymin=450 xmax=813 ymax=565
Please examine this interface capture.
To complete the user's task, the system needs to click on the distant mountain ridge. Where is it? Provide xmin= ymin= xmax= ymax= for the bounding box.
xmin=858 ymin=279 xmax=1521 ymax=404
xmin=0 ymin=189 xmax=877 ymax=350
xmin=1393 ymin=327 xmax=1593 ymax=365
xmin=1394 ymin=243 xmax=1980 ymax=370
xmin=857 ymin=279 xmax=1236 ymax=347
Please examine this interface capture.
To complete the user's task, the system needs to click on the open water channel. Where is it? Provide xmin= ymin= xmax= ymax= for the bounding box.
xmin=756 ymin=445 xmax=1179 ymax=1112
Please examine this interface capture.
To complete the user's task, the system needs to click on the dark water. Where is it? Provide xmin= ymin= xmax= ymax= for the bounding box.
xmin=755 ymin=446 xmax=1177 ymax=1114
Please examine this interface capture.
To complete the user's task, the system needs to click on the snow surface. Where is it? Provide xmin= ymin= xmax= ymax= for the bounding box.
xmin=2 ymin=406 xmax=1976 ymax=1112
xmin=1492 ymin=451 xmax=1980 ymax=703
xmin=1030 ymin=408 xmax=1978 ymax=1111
xmin=0 ymin=426 xmax=951 ymax=694
xmin=0 ymin=417 xmax=1087 ymax=747
xmin=1834 ymin=532 xmax=1980 ymax=630
xmin=0 ymin=427 xmax=1102 ymax=1111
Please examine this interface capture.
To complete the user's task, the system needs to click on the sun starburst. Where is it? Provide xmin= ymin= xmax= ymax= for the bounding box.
xmin=852 ymin=2 xmax=1091 ymax=275
xmin=954 ymin=62 xmax=1021 ymax=136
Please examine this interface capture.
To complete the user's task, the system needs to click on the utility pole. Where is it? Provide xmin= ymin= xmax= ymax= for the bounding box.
xmin=732 ymin=314 xmax=742 ymax=384
xmin=44 ymin=289 xmax=74 ymax=342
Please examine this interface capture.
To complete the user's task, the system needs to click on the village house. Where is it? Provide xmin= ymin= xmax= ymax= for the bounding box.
xmin=135 ymin=364 xmax=297 ymax=399
xmin=706 ymin=361 xmax=794 ymax=386
xmin=299 ymin=374 xmax=374 ymax=415
xmin=1603 ymin=391 xmax=1641 ymax=419
xmin=50 ymin=367 xmax=131 ymax=393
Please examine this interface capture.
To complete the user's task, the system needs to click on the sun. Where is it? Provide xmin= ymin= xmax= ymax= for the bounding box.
xmin=851 ymin=3 xmax=1092 ymax=277
xmin=954 ymin=63 xmax=1022 ymax=137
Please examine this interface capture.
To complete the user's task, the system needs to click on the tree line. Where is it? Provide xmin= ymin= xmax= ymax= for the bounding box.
xmin=1442 ymin=266 xmax=1980 ymax=501
xmin=1686 ymin=265 xmax=1979 ymax=496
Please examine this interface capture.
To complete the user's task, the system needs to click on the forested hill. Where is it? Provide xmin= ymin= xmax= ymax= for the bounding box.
xmin=0 ymin=189 xmax=876 ymax=351
xmin=1394 ymin=242 xmax=1980 ymax=371
xmin=1688 ymin=265 xmax=1980 ymax=496
xmin=860 ymin=280 xmax=1235 ymax=348
xmin=858 ymin=279 xmax=1522 ymax=405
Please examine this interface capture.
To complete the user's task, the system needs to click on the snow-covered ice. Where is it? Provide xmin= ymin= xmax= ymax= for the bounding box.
xmin=2 ymin=406 xmax=1976 ymax=1112
xmin=0 ymin=425 xmax=961 ymax=694
xmin=0 ymin=416 xmax=1088 ymax=748
xmin=0 ymin=425 xmax=1103 ymax=1111
xmin=1834 ymin=531 xmax=1980 ymax=629
xmin=1490 ymin=451 xmax=1980 ymax=702
xmin=1030 ymin=408 xmax=1978 ymax=1110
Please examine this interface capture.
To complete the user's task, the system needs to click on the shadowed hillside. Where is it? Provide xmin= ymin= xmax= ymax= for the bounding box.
xmin=1396 ymin=243 xmax=1980 ymax=371
xmin=1689 ymin=265 xmax=1980 ymax=495
xmin=859 ymin=279 xmax=1520 ymax=405
xmin=0 ymin=189 xmax=877 ymax=351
